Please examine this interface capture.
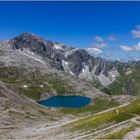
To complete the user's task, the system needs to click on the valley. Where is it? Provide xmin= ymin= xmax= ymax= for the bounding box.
xmin=0 ymin=32 xmax=140 ymax=139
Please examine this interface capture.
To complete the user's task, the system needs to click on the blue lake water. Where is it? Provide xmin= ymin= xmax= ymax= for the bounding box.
xmin=38 ymin=95 xmax=91 ymax=108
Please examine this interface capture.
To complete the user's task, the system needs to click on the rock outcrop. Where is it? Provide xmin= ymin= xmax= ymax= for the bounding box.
xmin=8 ymin=32 xmax=119 ymax=86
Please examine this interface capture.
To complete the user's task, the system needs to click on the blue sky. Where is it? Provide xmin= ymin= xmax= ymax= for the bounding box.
xmin=0 ymin=1 xmax=140 ymax=61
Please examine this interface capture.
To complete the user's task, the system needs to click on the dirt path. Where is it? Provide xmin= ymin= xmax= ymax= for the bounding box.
xmin=9 ymin=102 xmax=131 ymax=139
xmin=123 ymin=127 xmax=140 ymax=140
xmin=73 ymin=117 xmax=140 ymax=140
xmin=42 ymin=102 xmax=130 ymax=131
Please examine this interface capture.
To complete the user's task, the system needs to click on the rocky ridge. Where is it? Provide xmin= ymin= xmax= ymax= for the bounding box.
xmin=9 ymin=32 xmax=119 ymax=86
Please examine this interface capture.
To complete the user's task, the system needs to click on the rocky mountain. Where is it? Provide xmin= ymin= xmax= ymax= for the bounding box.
xmin=107 ymin=61 xmax=140 ymax=96
xmin=0 ymin=32 xmax=109 ymax=138
xmin=8 ymin=32 xmax=119 ymax=86
xmin=1 ymin=32 xmax=140 ymax=97
xmin=0 ymin=32 xmax=107 ymax=102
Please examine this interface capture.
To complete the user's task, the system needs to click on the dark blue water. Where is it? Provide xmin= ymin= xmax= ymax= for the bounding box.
xmin=38 ymin=96 xmax=91 ymax=108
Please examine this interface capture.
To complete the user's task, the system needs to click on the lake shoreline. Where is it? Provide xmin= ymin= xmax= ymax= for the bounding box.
xmin=38 ymin=95 xmax=92 ymax=108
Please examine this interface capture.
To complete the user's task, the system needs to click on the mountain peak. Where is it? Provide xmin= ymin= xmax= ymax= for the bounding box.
xmin=19 ymin=32 xmax=34 ymax=36
xmin=14 ymin=32 xmax=43 ymax=41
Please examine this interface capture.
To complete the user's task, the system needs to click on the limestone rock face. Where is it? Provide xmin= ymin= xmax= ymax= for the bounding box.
xmin=3 ymin=32 xmax=119 ymax=86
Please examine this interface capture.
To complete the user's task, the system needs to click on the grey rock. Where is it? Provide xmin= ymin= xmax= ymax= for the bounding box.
xmin=7 ymin=32 xmax=119 ymax=86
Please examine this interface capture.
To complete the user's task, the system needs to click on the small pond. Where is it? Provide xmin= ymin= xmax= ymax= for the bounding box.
xmin=38 ymin=95 xmax=91 ymax=108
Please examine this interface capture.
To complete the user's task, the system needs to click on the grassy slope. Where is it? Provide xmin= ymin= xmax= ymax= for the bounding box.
xmin=0 ymin=65 xmax=122 ymax=118
xmin=59 ymin=100 xmax=140 ymax=136
xmin=137 ymin=135 xmax=140 ymax=139
xmin=100 ymin=124 xmax=138 ymax=139
xmin=0 ymin=66 xmax=75 ymax=100
xmin=106 ymin=63 xmax=140 ymax=96
xmin=59 ymin=98 xmax=119 ymax=115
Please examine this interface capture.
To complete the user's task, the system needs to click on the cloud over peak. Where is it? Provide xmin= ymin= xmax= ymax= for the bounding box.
xmin=86 ymin=47 xmax=102 ymax=56
xmin=92 ymin=43 xmax=109 ymax=49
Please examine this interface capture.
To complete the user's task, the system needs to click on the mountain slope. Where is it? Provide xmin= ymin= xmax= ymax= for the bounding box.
xmin=0 ymin=33 xmax=107 ymax=101
xmin=0 ymin=80 xmax=61 ymax=138
xmin=0 ymin=33 xmax=138 ymax=107
xmin=0 ymin=32 xmax=139 ymax=139
xmin=1 ymin=32 xmax=140 ymax=97
xmin=107 ymin=61 xmax=140 ymax=96
xmin=9 ymin=32 xmax=119 ymax=86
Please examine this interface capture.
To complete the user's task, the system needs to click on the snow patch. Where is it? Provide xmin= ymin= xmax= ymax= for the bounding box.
xmin=21 ymin=53 xmax=45 ymax=65
xmin=65 ymin=48 xmax=79 ymax=58
xmin=82 ymin=68 xmax=85 ymax=73
xmin=79 ymin=65 xmax=94 ymax=80
xmin=62 ymin=60 xmax=69 ymax=72
xmin=69 ymin=71 xmax=75 ymax=75
xmin=62 ymin=60 xmax=68 ymax=66
xmin=40 ymin=85 xmax=44 ymax=88
xmin=112 ymin=74 xmax=116 ymax=78
xmin=18 ymin=49 xmax=45 ymax=65
xmin=54 ymin=44 xmax=62 ymax=50
xmin=109 ymin=69 xmax=119 ymax=81
xmin=23 ymin=85 xmax=27 ymax=88
xmin=52 ymin=53 xmax=55 ymax=58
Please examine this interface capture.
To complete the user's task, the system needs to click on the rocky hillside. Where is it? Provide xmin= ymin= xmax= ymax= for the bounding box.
xmin=7 ymin=32 xmax=119 ymax=87
xmin=1 ymin=32 xmax=140 ymax=97
xmin=0 ymin=80 xmax=62 ymax=138
xmin=107 ymin=61 xmax=140 ymax=96
xmin=0 ymin=33 xmax=118 ymax=138
xmin=0 ymin=33 xmax=107 ymax=101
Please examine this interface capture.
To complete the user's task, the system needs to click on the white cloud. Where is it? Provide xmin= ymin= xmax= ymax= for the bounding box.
xmin=134 ymin=42 xmax=140 ymax=51
xmin=95 ymin=36 xmax=104 ymax=42
xmin=131 ymin=25 xmax=140 ymax=38
xmin=86 ymin=47 xmax=102 ymax=56
xmin=131 ymin=30 xmax=140 ymax=38
xmin=136 ymin=25 xmax=140 ymax=30
xmin=92 ymin=43 xmax=109 ymax=49
xmin=108 ymin=36 xmax=117 ymax=41
xmin=120 ymin=43 xmax=140 ymax=52
xmin=120 ymin=45 xmax=133 ymax=52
